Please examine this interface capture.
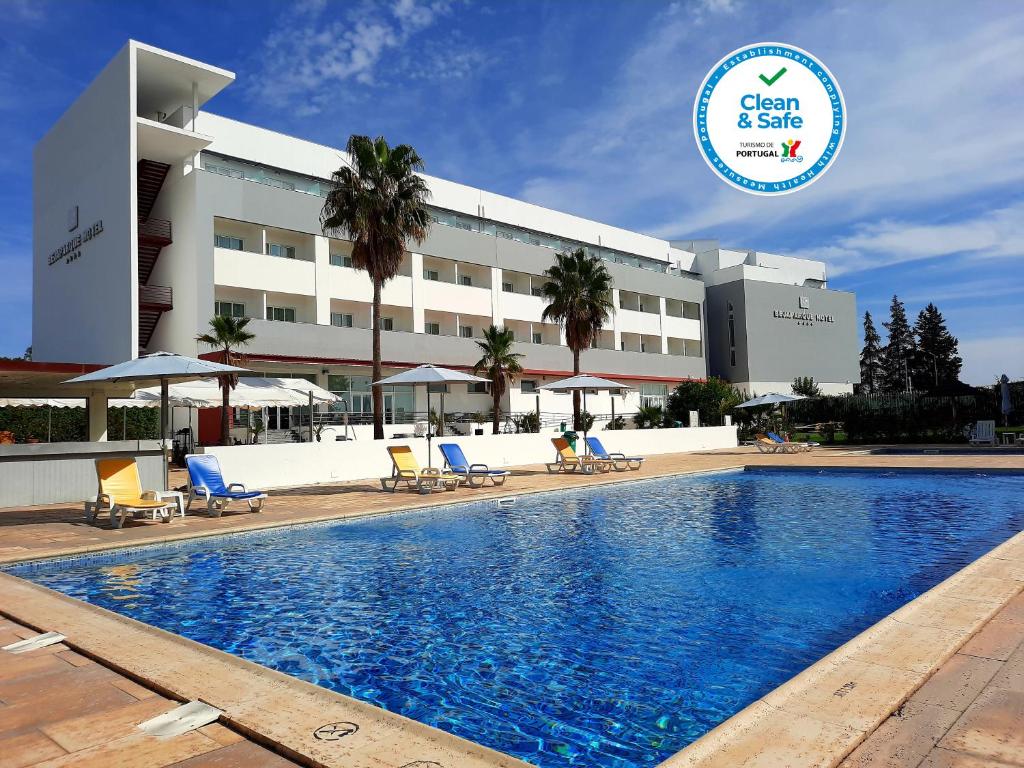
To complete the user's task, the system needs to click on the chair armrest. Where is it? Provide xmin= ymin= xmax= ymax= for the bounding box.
xmin=192 ymin=485 xmax=210 ymax=498
xmin=469 ymin=463 xmax=490 ymax=472
xmin=607 ymin=452 xmax=627 ymax=460
xmin=228 ymin=482 xmax=247 ymax=492
xmin=141 ymin=490 xmax=158 ymax=501
xmin=396 ymin=469 xmax=419 ymax=479
xmin=420 ymin=467 xmax=442 ymax=476
xmin=96 ymin=493 xmax=114 ymax=510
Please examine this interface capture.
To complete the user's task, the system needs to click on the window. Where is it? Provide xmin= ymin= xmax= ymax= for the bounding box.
xmin=469 ymin=382 xmax=489 ymax=394
xmin=620 ymin=341 xmax=626 ymax=351
xmin=330 ymin=254 xmax=353 ymax=268
xmin=214 ymin=234 xmax=243 ymax=250
xmin=330 ymin=312 xmax=353 ymax=328
xmin=266 ymin=243 xmax=296 ymax=259
xmin=379 ymin=317 xmax=394 ymax=331
xmin=424 ymin=322 xmax=440 ymax=335
xmin=427 ymin=383 xmax=449 ymax=394
xmin=459 ymin=274 xmax=472 ymax=287
xmin=423 ymin=269 xmax=439 ymax=281
xmin=727 ymin=301 xmax=736 ymax=367
xmin=458 ymin=325 xmax=473 ymax=338
xmin=506 ymin=329 xmax=515 ymax=341
xmin=530 ymin=286 xmax=543 ymax=297
xmin=640 ymin=383 xmax=668 ymax=408
xmin=520 ymin=380 xmax=538 ymax=394
xmin=502 ymin=281 xmax=514 ymax=292
xmin=532 ymin=332 xmax=542 ymax=344
xmin=266 ymin=306 xmax=296 ymax=322
xmin=215 ymin=301 xmax=244 ymax=319
xmin=640 ymin=340 xmax=647 ymax=353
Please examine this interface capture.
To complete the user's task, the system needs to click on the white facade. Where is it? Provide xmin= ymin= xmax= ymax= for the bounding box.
xmin=32 ymin=42 xmax=857 ymax=439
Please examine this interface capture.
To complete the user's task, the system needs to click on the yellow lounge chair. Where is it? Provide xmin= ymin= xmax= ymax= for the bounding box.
xmin=88 ymin=458 xmax=176 ymax=529
xmin=380 ymin=445 xmax=462 ymax=494
xmin=545 ymin=437 xmax=613 ymax=474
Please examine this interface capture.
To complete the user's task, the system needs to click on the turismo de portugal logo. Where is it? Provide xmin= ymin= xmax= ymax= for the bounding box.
xmin=693 ymin=43 xmax=846 ymax=195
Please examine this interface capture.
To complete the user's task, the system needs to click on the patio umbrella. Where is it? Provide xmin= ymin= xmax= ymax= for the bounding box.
xmin=541 ymin=374 xmax=630 ymax=454
xmin=1000 ymin=374 xmax=1013 ymax=426
xmin=372 ymin=364 xmax=489 ymax=466
xmin=734 ymin=393 xmax=807 ymax=408
xmin=63 ymin=352 xmax=249 ymax=490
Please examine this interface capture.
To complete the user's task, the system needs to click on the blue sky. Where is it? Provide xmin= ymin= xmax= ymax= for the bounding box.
xmin=1 ymin=0 xmax=1021 ymax=383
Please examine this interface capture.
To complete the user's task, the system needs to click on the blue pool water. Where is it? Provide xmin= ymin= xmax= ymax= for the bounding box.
xmin=10 ymin=469 xmax=1023 ymax=767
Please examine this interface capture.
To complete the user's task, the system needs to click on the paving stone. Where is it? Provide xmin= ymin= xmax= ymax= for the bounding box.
xmin=918 ymin=746 xmax=1020 ymax=767
xmin=40 ymin=697 xmax=171 ymax=753
xmin=910 ymin=654 xmax=1003 ymax=712
xmin=987 ymin=643 xmax=1024 ymax=693
xmin=838 ymin=700 xmax=961 ymax=768
xmin=959 ymin=617 xmax=1024 ymax=662
xmin=166 ymin=741 xmax=299 ymax=767
xmin=28 ymin=730 xmax=222 ymax=768
xmin=0 ymin=729 xmax=66 ymax=768
xmin=938 ymin=688 xmax=1024 ymax=764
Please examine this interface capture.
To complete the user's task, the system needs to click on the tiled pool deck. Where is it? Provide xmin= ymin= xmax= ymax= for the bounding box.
xmin=0 ymin=446 xmax=1021 ymax=768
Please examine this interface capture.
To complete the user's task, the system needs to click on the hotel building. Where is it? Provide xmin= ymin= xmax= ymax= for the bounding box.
xmin=31 ymin=42 xmax=859 ymax=439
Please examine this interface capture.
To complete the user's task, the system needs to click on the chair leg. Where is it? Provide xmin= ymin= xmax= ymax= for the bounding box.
xmin=110 ymin=508 xmax=125 ymax=529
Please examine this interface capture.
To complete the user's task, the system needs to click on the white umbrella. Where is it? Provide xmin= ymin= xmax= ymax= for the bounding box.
xmin=64 ymin=352 xmax=249 ymax=489
xmin=541 ymin=374 xmax=630 ymax=453
xmin=734 ymin=393 xmax=807 ymax=408
xmin=1000 ymin=374 xmax=1013 ymax=426
xmin=373 ymin=364 xmax=489 ymax=466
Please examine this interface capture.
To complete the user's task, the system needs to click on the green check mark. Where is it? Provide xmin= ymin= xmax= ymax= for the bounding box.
xmin=758 ymin=67 xmax=787 ymax=87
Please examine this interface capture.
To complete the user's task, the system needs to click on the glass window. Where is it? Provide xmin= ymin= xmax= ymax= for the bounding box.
xmin=380 ymin=317 xmax=394 ymax=331
xmin=521 ymin=380 xmax=538 ymax=394
xmin=427 ymin=383 xmax=449 ymax=394
xmin=425 ymin=322 xmax=440 ymax=335
xmin=532 ymin=332 xmax=542 ymax=344
xmin=502 ymin=282 xmax=514 ymax=292
xmin=459 ymin=274 xmax=472 ymax=287
xmin=214 ymin=234 xmax=243 ymax=250
xmin=640 ymin=383 xmax=668 ymax=408
xmin=330 ymin=254 xmax=353 ymax=268
xmin=330 ymin=313 xmax=353 ymax=328
xmin=215 ymin=301 xmax=245 ymax=318
xmin=266 ymin=306 xmax=296 ymax=322
xmin=531 ymin=285 xmax=543 ymax=297
xmin=458 ymin=325 xmax=473 ymax=338
xmin=423 ymin=269 xmax=439 ymax=281
xmin=469 ymin=382 xmax=489 ymax=394
xmin=266 ymin=243 xmax=296 ymax=259
xmin=327 ymin=374 xmax=350 ymax=394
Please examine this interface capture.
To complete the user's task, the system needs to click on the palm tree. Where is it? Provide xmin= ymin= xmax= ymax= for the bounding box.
xmin=321 ymin=135 xmax=431 ymax=440
xmin=196 ymin=315 xmax=255 ymax=446
xmin=541 ymin=248 xmax=614 ymax=429
xmin=473 ymin=325 xmax=524 ymax=435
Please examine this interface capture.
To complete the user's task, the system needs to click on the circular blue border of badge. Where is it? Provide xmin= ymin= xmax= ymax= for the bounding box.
xmin=693 ymin=42 xmax=846 ymax=196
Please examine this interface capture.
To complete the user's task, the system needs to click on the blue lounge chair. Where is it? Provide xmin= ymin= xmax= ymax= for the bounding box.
xmin=185 ymin=454 xmax=267 ymax=516
xmin=439 ymin=443 xmax=510 ymax=488
xmin=585 ymin=436 xmax=644 ymax=471
xmin=767 ymin=432 xmax=815 ymax=452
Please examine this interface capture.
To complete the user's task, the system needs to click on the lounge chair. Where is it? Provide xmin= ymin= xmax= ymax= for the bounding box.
xmin=767 ymin=431 xmax=815 ymax=452
xmin=381 ymin=445 xmax=461 ymax=493
xmin=545 ymin=437 xmax=613 ymax=474
xmin=755 ymin=435 xmax=782 ymax=453
xmin=439 ymin=443 xmax=510 ymax=487
xmin=585 ymin=436 xmax=644 ymax=471
xmin=185 ymin=454 xmax=267 ymax=516
xmin=969 ymin=420 xmax=996 ymax=446
xmin=87 ymin=458 xmax=176 ymax=529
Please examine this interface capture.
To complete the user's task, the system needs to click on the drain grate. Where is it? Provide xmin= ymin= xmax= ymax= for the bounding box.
xmin=2 ymin=631 xmax=66 ymax=654
xmin=139 ymin=701 xmax=223 ymax=738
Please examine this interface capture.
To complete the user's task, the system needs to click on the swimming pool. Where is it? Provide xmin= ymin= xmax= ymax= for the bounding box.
xmin=10 ymin=469 xmax=1023 ymax=767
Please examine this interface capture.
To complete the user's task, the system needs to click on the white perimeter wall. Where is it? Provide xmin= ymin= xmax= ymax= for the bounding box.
xmin=201 ymin=426 xmax=737 ymax=490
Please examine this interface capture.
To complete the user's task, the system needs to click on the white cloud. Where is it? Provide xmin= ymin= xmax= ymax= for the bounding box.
xmin=789 ymin=201 xmax=1024 ymax=277
xmin=248 ymin=0 xmax=480 ymax=114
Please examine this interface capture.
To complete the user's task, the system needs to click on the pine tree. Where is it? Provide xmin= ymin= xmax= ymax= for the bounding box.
xmin=912 ymin=303 xmax=962 ymax=391
xmin=881 ymin=295 xmax=915 ymax=392
xmin=859 ymin=311 xmax=883 ymax=393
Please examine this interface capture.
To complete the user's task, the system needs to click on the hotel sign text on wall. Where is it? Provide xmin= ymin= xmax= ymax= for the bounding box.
xmin=773 ymin=295 xmax=834 ymax=326
xmin=48 ymin=215 xmax=103 ymax=266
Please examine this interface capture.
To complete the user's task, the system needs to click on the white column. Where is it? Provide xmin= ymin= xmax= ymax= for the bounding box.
xmin=410 ymin=252 xmax=425 ymax=333
xmin=611 ymin=288 xmax=622 ymax=352
xmin=88 ymin=391 xmax=108 ymax=442
xmin=260 ymin=291 xmax=268 ymax=321
xmin=313 ymin=235 xmax=330 ymax=325
xmin=490 ymin=266 xmax=503 ymax=327
xmin=659 ymin=296 xmax=669 ymax=354
xmin=260 ymin=228 xmax=267 ymax=256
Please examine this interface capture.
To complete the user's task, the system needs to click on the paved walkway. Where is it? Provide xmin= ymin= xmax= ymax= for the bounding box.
xmin=0 ymin=617 xmax=299 ymax=768
xmin=841 ymin=591 xmax=1024 ymax=768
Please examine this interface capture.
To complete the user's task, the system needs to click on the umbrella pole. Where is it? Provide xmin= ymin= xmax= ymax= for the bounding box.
xmin=427 ymin=386 xmax=432 ymax=468
xmin=161 ymin=378 xmax=169 ymax=491
xmin=583 ymin=388 xmax=588 ymax=455
xmin=308 ymin=390 xmax=314 ymax=443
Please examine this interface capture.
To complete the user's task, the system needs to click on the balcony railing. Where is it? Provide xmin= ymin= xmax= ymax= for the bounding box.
xmin=138 ymin=216 xmax=172 ymax=242
xmin=139 ymin=284 xmax=173 ymax=309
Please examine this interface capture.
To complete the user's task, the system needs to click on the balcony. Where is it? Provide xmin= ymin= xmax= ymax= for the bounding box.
xmin=138 ymin=284 xmax=173 ymax=350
